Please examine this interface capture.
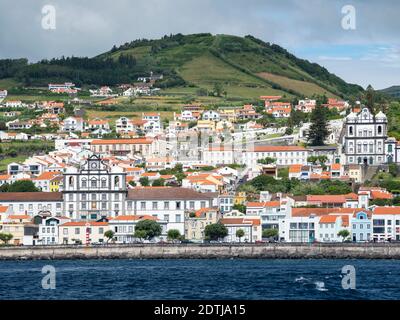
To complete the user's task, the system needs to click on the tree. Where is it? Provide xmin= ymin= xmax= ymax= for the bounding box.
xmin=167 ymin=229 xmax=181 ymax=242
xmin=337 ymin=229 xmax=350 ymax=242
xmin=104 ymin=230 xmax=115 ymax=243
xmin=152 ymin=178 xmax=165 ymax=187
xmin=236 ymin=229 xmax=245 ymax=243
xmin=128 ymin=180 xmax=137 ymax=187
xmin=232 ymin=203 xmax=246 ymax=213
xmin=134 ymin=229 xmax=147 ymax=242
xmin=134 ymin=219 xmax=162 ymax=240
xmin=212 ymin=83 xmax=224 ymax=97
xmin=307 ymin=156 xmax=318 ymax=165
xmin=262 ymin=228 xmax=279 ymax=239
xmin=2 ymin=180 xmax=40 ymax=192
xmin=139 ymin=177 xmax=150 ymax=187
xmin=364 ymin=85 xmax=376 ymax=114
xmin=0 ymin=233 xmax=13 ymax=244
xmin=257 ymin=157 xmax=276 ymax=165
xmin=204 ymin=223 xmax=228 ymax=241
xmin=307 ymin=104 xmax=330 ymax=146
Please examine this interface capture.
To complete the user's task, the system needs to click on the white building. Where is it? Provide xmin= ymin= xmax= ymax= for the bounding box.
xmin=63 ymin=155 xmax=127 ymax=220
xmin=38 ymin=216 xmax=70 ymax=245
xmin=220 ymin=211 xmax=262 ymax=243
xmin=62 ymin=117 xmax=85 ymax=132
xmin=372 ymin=207 xmax=400 ymax=241
xmin=342 ymin=108 xmax=399 ymax=165
xmin=109 ymin=215 xmax=168 ymax=243
xmin=125 ymin=187 xmax=216 ymax=235
xmin=202 ymin=110 xmax=220 ymax=121
xmin=0 ymin=192 xmax=64 ymax=217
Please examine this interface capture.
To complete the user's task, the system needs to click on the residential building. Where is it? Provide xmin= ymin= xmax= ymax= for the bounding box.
xmin=59 ymin=221 xmax=109 ymax=245
xmin=184 ymin=208 xmax=220 ymax=242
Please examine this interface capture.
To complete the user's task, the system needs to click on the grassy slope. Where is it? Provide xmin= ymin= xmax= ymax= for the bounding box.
xmin=257 ymin=72 xmax=339 ymax=98
xmin=1 ymin=33 xmax=363 ymax=103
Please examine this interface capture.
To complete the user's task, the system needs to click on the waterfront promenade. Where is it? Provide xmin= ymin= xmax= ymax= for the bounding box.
xmin=1 ymin=243 xmax=400 ymax=260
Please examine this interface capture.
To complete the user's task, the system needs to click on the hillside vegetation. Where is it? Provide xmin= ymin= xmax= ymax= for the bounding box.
xmin=0 ymin=33 xmax=364 ymax=100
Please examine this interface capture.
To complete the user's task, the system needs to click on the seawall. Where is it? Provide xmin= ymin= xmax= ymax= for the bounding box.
xmin=1 ymin=243 xmax=400 ymax=260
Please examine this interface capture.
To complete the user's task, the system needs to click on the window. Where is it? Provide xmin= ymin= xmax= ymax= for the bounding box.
xmin=176 ymin=201 xmax=181 ymax=210
xmin=378 ymin=126 xmax=382 ymax=134
xmin=176 ymin=214 xmax=182 ymax=223
xmin=189 ymin=201 xmax=195 ymax=210
xmin=164 ymin=214 xmax=169 ymax=222
xmin=63 ymin=229 xmax=68 ymax=235
xmin=152 ymin=202 xmax=158 ymax=210
xmin=82 ymin=178 xmax=87 ymax=188
xmin=140 ymin=202 xmax=146 ymax=210
xmin=75 ymin=228 xmax=80 ymax=235
xmin=101 ymin=179 xmax=107 ymax=188
xmin=164 ymin=202 xmax=169 ymax=210
xmin=114 ymin=176 xmax=120 ymax=187
xmin=91 ymin=179 xmax=97 ymax=188
xmin=99 ymin=227 xmax=104 ymax=234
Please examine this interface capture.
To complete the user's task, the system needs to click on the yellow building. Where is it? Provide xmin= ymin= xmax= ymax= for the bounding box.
xmin=0 ymin=214 xmax=32 ymax=245
xmin=196 ymin=120 xmax=215 ymax=131
xmin=184 ymin=208 xmax=220 ymax=242
xmin=50 ymin=175 xmax=63 ymax=192
xmin=234 ymin=192 xmax=247 ymax=205
xmin=219 ymin=109 xmax=237 ymax=122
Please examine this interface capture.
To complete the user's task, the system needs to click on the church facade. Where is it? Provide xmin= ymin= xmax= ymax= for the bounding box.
xmin=63 ymin=155 xmax=127 ymax=220
xmin=342 ymin=108 xmax=400 ymax=165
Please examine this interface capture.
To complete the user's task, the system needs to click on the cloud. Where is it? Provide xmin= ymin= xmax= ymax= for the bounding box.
xmin=0 ymin=0 xmax=399 ymax=88
xmin=318 ymin=56 xmax=353 ymax=61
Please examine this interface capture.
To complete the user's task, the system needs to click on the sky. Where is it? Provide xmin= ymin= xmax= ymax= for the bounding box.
xmin=0 ymin=0 xmax=399 ymax=89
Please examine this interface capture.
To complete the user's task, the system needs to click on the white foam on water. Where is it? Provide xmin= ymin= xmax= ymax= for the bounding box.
xmin=314 ymin=281 xmax=328 ymax=291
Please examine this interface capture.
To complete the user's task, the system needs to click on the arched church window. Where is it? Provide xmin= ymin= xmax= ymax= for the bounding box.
xmin=114 ymin=176 xmax=120 ymax=187
xmin=91 ymin=178 xmax=97 ymax=188
xmin=378 ymin=126 xmax=382 ymax=134
xmin=69 ymin=176 xmax=74 ymax=186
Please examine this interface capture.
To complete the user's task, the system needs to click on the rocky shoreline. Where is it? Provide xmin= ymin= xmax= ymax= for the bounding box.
xmin=1 ymin=243 xmax=400 ymax=260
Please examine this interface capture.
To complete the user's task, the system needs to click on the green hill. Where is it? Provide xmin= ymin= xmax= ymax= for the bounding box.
xmin=380 ymin=86 xmax=400 ymax=98
xmin=0 ymin=33 xmax=363 ymax=100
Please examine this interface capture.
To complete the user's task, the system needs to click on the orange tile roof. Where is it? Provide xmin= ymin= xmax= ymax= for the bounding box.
xmin=61 ymin=221 xmax=109 ymax=227
xmin=246 ymin=201 xmax=280 ymax=208
xmin=292 ymin=207 xmax=359 ymax=217
xmin=307 ymin=195 xmax=346 ymax=203
xmin=253 ymin=146 xmax=306 ymax=152
xmin=319 ymin=215 xmax=339 ymax=223
xmin=0 ymin=206 xmax=9 ymax=213
xmin=374 ymin=207 xmax=400 ymax=215
xmin=331 ymin=163 xmax=341 ymax=171
xmin=34 ymin=171 xmax=61 ymax=180
xmin=289 ymin=164 xmax=302 ymax=173
xmin=220 ymin=218 xmax=261 ymax=226
xmin=371 ymin=191 xmax=393 ymax=200
xmin=110 ymin=215 xmax=157 ymax=221
xmin=8 ymin=215 xmax=31 ymax=220
xmin=91 ymin=138 xmax=152 ymax=145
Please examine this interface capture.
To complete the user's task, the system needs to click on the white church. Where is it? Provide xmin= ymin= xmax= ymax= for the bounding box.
xmin=342 ymin=107 xmax=400 ymax=165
